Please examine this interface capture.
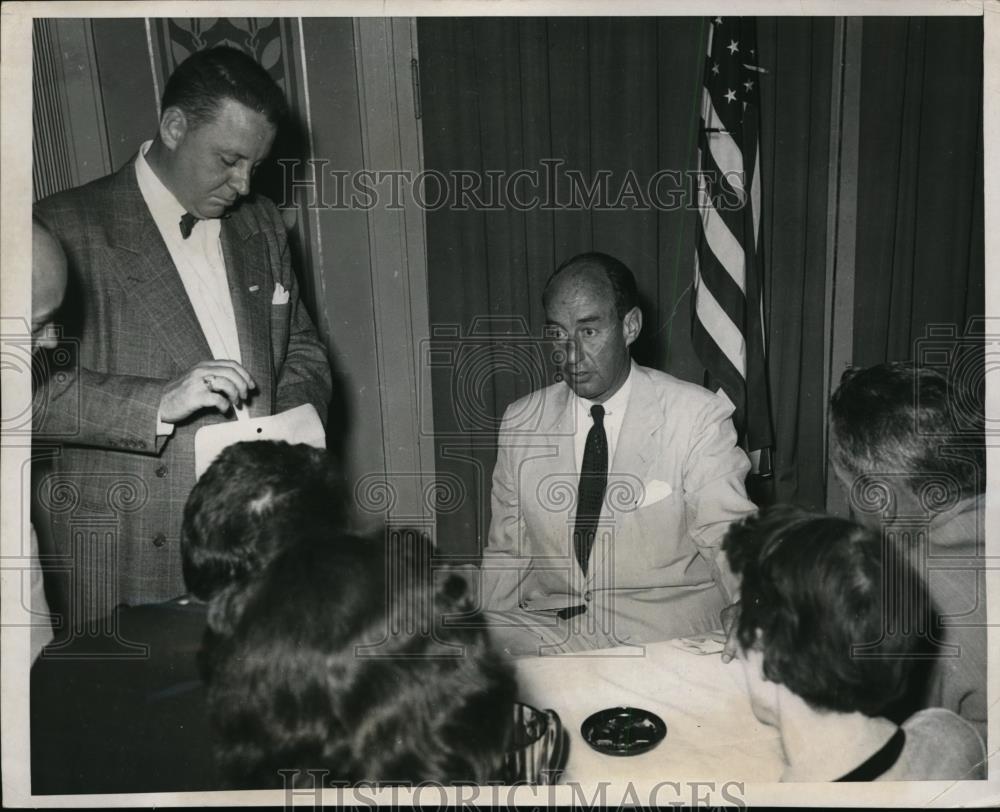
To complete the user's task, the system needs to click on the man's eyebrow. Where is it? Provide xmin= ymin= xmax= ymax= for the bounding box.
xmin=545 ymin=314 xmax=604 ymax=328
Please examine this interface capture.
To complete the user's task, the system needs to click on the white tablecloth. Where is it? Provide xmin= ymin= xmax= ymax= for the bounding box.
xmin=514 ymin=639 xmax=785 ymax=783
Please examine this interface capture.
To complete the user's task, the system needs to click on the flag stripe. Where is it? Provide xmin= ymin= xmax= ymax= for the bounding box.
xmin=696 ymin=240 xmax=747 ymax=330
xmin=703 ymin=98 xmax=745 ymax=179
xmin=692 ymin=317 xmax=747 ymax=423
xmin=750 ymin=142 xmax=761 ymax=253
xmin=697 ymin=139 xmax=750 ymax=266
xmin=691 ymin=15 xmax=774 ymax=458
xmin=699 ymin=194 xmax=746 ymax=291
xmin=694 ymin=258 xmax=746 ymax=373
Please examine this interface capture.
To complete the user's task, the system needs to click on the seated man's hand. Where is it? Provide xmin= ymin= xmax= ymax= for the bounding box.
xmin=720 ymin=600 xmax=741 ymax=663
xmin=160 ymin=360 xmax=257 ymax=423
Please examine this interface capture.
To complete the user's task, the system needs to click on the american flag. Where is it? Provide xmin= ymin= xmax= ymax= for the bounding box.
xmin=692 ymin=16 xmax=774 ymax=472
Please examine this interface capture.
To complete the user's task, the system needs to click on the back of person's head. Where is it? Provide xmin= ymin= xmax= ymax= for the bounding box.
xmin=161 ymin=45 xmax=289 ymax=128
xmin=829 ymin=361 xmax=984 ymax=506
xmin=206 ymin=531 xmax=516 ymax=788
xmin=181 ymin=440 xmax=344 ymax=604
xmin=723 ymin=505 xmax=927 ymax=717
xmin=31 ymin=216 xmax=68 ymax=352
xmin=542 ymin=251 xmax=639 ymax=320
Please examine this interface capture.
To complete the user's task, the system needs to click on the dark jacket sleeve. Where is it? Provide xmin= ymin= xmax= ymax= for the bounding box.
xmin=260 ymin=199 xmax=332 ymax=425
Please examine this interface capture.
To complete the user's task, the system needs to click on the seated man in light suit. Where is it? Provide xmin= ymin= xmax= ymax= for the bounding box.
xmin=479 ymin=252 xmax=755 ymax=654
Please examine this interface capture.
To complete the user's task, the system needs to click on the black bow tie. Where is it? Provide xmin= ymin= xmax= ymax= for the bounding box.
xmin=179 ymin=212 xmax=198 ymax=239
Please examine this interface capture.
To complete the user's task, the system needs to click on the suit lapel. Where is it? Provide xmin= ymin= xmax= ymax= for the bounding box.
xmin=105 ymin=163 xmax=211 ymax=371
xmin=588 ymin=365 xmax=661 ymax=585
xmin=609 ymin=365 xmax=659 ymax=483
xmin=220 ymin=213 xmax=271 ymax=416
xmin=531 ymin=384 xmax=579 ymax=565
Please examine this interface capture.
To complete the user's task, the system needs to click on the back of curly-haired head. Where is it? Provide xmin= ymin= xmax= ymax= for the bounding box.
xmin=829 ymin=361 xmax=984 ymax=504
xmin=723 ymin=505 xmax=928 ymax=717
xmin=181 ymin=441 xmax=346 ymax=604
xmin=206 ymin=531 xmax=516 ymax=788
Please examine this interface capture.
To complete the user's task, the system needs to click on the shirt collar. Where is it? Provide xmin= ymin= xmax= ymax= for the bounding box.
xmin=575 ymin=360 xmax=635 ymax=418
xmin=135 ymin=140 xmax=189 ymax=233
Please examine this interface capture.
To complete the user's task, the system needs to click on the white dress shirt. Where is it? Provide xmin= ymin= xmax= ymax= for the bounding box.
xmin=134 ymin=141 xmax=242 ymax=434
xmin=572 ymin=362 xmax=635 ymax=473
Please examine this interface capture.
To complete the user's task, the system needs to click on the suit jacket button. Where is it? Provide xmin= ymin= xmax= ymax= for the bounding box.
xmin=584 ymin=590 xmax=593 ymax=602
xmin=155 ymin=465 xmax=168 ymax=478
xmin=152 ymin=533 xmax=167 ymax=548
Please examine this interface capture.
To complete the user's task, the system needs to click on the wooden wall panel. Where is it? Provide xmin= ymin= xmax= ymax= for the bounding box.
xmin=31 ymin=19 xmax=112 ymax=199
xmin=90 ymin=19 xmax=159 ymax=171
xmin=32 ymin=19 xmax=75 ymax=201
xmin=300 ymin=17 xmax=388 ymax=508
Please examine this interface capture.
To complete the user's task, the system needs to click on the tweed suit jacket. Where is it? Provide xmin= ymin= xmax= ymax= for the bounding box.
xmin=479 ymin=363 xmax=755 ymax=651
xmin=32 ymin=157 xmax=331 ymax=620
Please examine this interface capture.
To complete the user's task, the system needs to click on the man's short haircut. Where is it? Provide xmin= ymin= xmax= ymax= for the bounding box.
xmin=160 ymin=45 xmax=289 ymax=128
xmin=542 ymin=251 xmax=639 ymax=320
xmin=206 ymin=531 xmax=516 ymax=787
xmin=723 ymin=505 xmax=926 ymax=717
xmin=180 ymin=440 xmax=343 ymax=603
xmin=829 ymin=361 xmax=984 ymax=502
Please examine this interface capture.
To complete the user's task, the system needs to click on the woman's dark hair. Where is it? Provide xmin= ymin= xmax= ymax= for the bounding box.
xmin=181 ymin=440 xmax=345 ymax=604
xmin=723 ymin=505 xmax=928 ymax=717
xmin=161 ymin=45 xmax=289 ymax=127
xmin=205 ymin=531 xmax=516 ymax=788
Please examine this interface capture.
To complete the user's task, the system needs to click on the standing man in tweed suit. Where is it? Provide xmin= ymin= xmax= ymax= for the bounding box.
xmin=32 ymin=46 xmax=331 ymax=628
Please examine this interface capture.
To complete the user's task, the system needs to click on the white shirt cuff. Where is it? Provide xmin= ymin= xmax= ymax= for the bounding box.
xmin=156 ymin=409 xmax=175 ymax=437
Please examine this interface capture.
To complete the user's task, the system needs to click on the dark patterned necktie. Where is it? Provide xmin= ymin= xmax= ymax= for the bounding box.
xmin=574 ymin=404 xmax=608 ymax=574
xmin=179 ymin=212 xmax=198 ymax=239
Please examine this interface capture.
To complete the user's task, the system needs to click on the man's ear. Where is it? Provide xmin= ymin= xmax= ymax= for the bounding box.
xmin=622 ymin=305 xmax=642 ymax=347
xmin=159 ymin=106 xmax=189 ymax=151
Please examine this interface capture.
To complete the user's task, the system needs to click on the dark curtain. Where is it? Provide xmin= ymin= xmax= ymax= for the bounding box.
xmin=756 ymin=18 xmax=835 ymax=511
xmin=854 ymin=17 xmax=984 ymax=367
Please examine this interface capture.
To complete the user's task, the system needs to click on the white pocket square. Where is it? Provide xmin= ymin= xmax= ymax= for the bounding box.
xmin=636 ymin=479 xmax=673 ymax=509
xmin=272 ymin=282 xmax=290 ymax=304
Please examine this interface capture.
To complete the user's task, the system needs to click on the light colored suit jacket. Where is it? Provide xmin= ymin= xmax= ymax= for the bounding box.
xmin=32 ymin=157 xmax=331 ymax=621
xmin=480 ymin=363 xmax=754 ymax=650
xmin=920 ymin=494 xmax=986 ymax=740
